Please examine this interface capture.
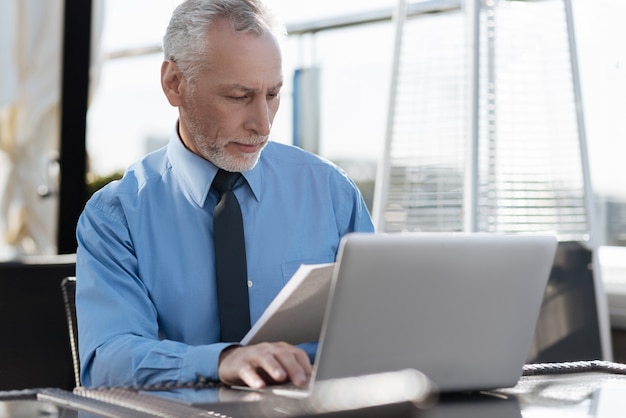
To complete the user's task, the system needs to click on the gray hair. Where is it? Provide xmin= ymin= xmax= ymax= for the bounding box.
xmin=163 ymin=0 xmax=285 ymax=80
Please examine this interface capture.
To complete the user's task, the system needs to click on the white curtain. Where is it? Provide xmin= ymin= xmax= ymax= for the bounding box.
xmin=0 ymin=0 xmax=103 ymax=259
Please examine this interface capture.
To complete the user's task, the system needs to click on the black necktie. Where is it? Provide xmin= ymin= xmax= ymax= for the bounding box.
xmin=212 ymin=169 xmax=251 ymax=342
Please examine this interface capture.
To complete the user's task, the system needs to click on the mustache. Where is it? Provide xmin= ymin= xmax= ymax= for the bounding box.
xmin=226 ymin=136 xmax=268 ymax=145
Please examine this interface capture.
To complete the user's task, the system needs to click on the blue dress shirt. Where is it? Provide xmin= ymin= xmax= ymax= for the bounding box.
xmin=76 ymin=129 xmax=374 ymax=387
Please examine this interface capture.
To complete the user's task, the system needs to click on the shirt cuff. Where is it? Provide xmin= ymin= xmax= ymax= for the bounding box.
xmin=180 ymin=342 xmax=238 ymax=383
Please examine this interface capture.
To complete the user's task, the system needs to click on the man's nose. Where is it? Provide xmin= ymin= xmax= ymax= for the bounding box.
xmin=245 ymin=97 xmax=272 ymax=136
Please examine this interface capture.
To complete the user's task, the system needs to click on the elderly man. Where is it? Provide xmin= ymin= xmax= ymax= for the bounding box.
xmin=76 ymin=0 xmax=373 ymax=390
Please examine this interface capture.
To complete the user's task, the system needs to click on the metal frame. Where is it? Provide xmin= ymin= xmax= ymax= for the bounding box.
xmin=57 ymin=0 xmax=92 ymax=254
xmin=463 ymin=0 xmax=482 ymax=233
xmin=563 ymin=0 xmax=612 ymax=360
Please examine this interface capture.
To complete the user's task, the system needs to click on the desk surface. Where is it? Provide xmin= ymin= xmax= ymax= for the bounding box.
xmin=162 ymin=372 xmax=626 ymax=417
xmin=3 ymin=363 xmax=626 ymax=417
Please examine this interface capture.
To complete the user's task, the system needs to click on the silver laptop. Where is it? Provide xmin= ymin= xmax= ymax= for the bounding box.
xmin=304 ymin=232 xmax=557 ymax=394
xmin=250 ymin=232 xmax=556 ymax=398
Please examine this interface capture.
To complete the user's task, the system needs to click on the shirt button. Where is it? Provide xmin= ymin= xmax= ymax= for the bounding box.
xmin=247 ymin=280 xmax=253 ymax=288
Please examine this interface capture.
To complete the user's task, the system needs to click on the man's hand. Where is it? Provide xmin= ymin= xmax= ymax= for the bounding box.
xmin=218 ymin=342 xmax=313 ymax=389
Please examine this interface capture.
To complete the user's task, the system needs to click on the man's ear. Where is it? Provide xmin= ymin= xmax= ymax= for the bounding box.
xmin=161 ymin=60 xmax=184 ymax=107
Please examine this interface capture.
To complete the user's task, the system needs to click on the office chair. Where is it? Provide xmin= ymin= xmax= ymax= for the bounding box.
xmin=61 ymin=276 xmax=80 ymax=387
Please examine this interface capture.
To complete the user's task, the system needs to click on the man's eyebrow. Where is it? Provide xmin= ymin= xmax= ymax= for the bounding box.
xmin=226 ymin=82 xmax=283 ymax=93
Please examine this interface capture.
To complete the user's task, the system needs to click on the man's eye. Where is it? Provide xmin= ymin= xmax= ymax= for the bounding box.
xmin=228 ymin=95 xmax=248 ymax=101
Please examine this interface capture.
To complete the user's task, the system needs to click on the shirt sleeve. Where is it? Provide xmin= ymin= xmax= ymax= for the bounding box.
xmin=75 ymin=193 xmax=231 ymax=388
xmin=330 ymin=168 xmax=375 ymax=236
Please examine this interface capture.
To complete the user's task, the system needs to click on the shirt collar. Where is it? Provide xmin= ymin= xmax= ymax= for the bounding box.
xmin=167 ymin=126 xmax=263 ymax=206
xmin=241 ymin=161 xmax=262 ymax=202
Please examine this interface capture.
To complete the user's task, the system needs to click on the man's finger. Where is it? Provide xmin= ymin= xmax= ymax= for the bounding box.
xmin=239 ymin=363 xmax=267 ymax=389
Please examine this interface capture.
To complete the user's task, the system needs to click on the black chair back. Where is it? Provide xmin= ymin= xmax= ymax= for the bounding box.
xmin=0 ymin=256 xmax=76 ymax=390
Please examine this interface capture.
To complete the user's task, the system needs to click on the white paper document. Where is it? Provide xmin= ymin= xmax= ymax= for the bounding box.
xmin=241 ymin=263 xmax=335 ymax=345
